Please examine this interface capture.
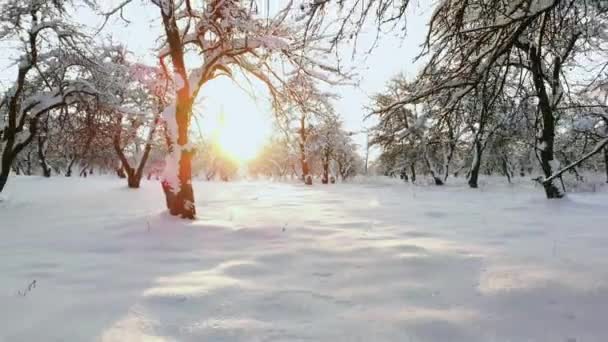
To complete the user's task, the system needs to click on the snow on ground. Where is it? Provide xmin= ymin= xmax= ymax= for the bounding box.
xmin=1 ymin=176 xmax=608 ymax=342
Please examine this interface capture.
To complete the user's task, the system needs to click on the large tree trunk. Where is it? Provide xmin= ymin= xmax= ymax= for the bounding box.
xmin=65 ymin=155 xmax=77 ymax=177
xmin=527 ymin=41 xmax=564 ymax=199
xmin=126 ymin=168 xmax=141 ymax=188
xmin=468 ymin=141 xmax=483 ymax=188
xmin=115 ymin=153 xmax=141 ymax=189
xmin=161 ymin=101 xmax=196 ymax=218
xmin=537 ymin=107 xmax=562 ymax=197
xmin=159 ymin=5 xmax=196 ymax=219
xmin=0 ymin=30 xmax=35 ymax=194
xmin=37 ymin=135 xmax=51 ymax=177
xmin=162 ymin=149 xmax=195 ymax=218
xmin=604 ymin=146 xmax=608 ymax=183
xmin=0 ymin=123 xmax=17 ymax=193
xmin=410 ymin=163 xmax=416 ymax=183
xmin=0 ymin=153 xmax=14 ymax=192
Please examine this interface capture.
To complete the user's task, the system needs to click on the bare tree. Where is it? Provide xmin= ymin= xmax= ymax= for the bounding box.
xmin=0 ymin=0 xmax=101 ymax=192
xmin=98 ymin=0 xmax=346 ymax=217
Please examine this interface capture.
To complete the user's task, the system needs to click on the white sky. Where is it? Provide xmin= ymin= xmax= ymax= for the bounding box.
xmin=0 ymin=1 xmax=434 ymax=156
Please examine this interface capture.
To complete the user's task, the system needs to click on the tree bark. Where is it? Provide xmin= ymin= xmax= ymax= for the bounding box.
xmin=410 ymin=163 xmax=416 ymax=183
xmin=502 ymin=156 xmax=512 ymax=184
xmin=161 ymin=102 xmax=196 ymax=218
xmin=468 ymin=141 xmax=483 ymax=188
xmin=400 ymin=167 xmax=408 ymax=182
xmin=20 ymin=152 xmax=33 ymax=176
xmin=114 ymin=143 xmax=141 ymax=189
xmin=0 ymin=23 xmax=39 ymax=193
xmin=37 ymin=134 xmax=51 ymax=177
xmin=79 ymin=165 xmax=88 ymax=178
xmin=113 ymin=114 xmax=158 ymax=189
xmin=527 ymin=35 xmax=565 ymax=198
xmin=159 ymin=5 xmax=196 ymax=219
xmin=0 ymin=147 xmax=13 ymax=193
xmin=126 ymin=168 xmax=141 ymax=188
xmin=65 ymin=156 xmax=77 ymax=177
xmin=604 ymin=146 xmax=608 ymax=184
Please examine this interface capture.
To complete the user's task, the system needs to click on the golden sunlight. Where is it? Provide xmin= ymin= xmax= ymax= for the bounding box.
xmin=212 ymin=110 xmax=271 ymax=162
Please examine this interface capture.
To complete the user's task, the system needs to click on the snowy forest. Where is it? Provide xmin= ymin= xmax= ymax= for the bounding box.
xmin=2 ymin=1 xmax=608 ymax=341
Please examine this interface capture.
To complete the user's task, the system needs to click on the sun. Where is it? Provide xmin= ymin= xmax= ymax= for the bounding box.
xmin=213 ymin=110 xmax=271 ymax=162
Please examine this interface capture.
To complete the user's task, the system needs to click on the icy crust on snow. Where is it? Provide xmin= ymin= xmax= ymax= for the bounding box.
xmin=1 ymin=177 xmax=608 ymax=341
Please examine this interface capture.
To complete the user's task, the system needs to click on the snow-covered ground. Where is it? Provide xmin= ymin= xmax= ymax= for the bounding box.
xmin=1 ymin=176 xmax=608 ymax=342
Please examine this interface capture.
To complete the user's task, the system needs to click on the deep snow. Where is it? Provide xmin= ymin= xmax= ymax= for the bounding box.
xmin=1 ymin=176 xmax=608 ymax=341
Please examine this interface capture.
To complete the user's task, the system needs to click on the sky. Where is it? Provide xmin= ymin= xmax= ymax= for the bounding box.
xmin=0 ymin=0 xmax=434 ymax=159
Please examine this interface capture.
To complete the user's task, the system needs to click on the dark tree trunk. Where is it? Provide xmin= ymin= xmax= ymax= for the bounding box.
xmin=410 ymin=164 xmax=416 ymax=183
xmin=502 ymin=156 xmax=512 ymax=184
xmin=116 ymin=156 xmax=141 ymax=189
xmin=0 ymin=28 xmax=40 ymax=194
xmin=126 ymin=167 xmax=141 ymax=188
xmin=79 ymin=165 xmax=87 ymax=177
xmin=537 ymin=116 xmax=562 ymax=197
xmin=400 ymin=168 xmax=408 ymax=182
xmin=528 ymin=43 xmax=564 ymax=199
xmin=37 ymin=135 xmax=51 ymax=177
xmin=65 ymin=156 xmax=77 ymax=177
xmin=322 ymin=160 xmax=329 ymax=184
xmin=468 ymin=141 xmax=483 ymax=188
xmin=304 ymin=174 xmax=313 ymax=185
xmin=604 ymin=146 xmax=608 ymax=183
xmin=0 ymin=149 xmax=13 ymax=193
xmin=0 ymin=116 xmax=38 ymax=191
xmin=432 ymin=176 xmax=444 ymax=186
xmin=24 ymin=152 xmax=32 ymax=175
